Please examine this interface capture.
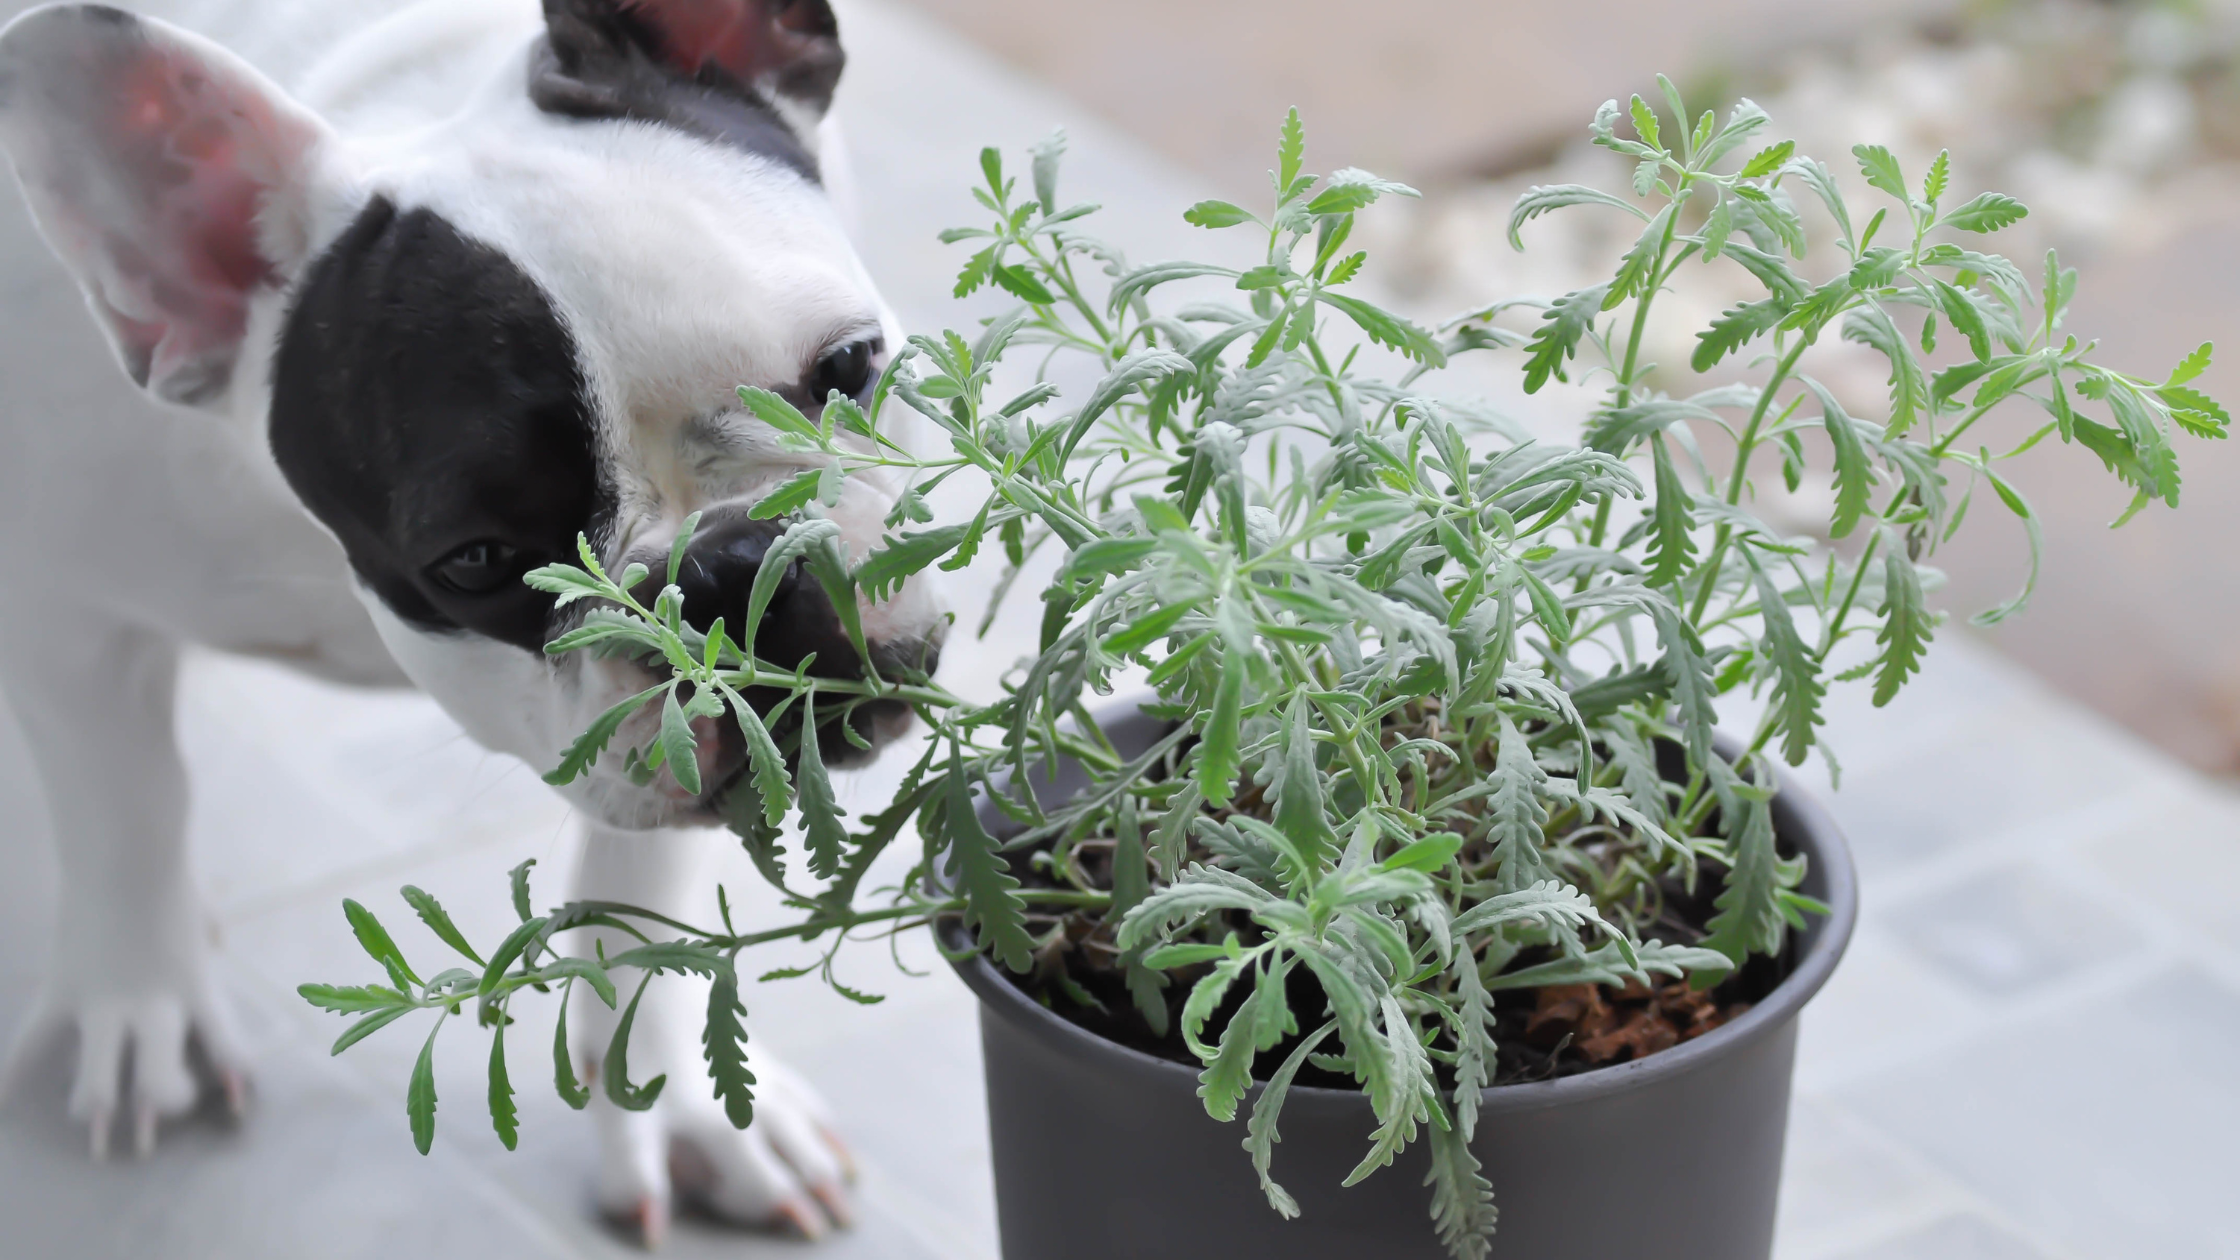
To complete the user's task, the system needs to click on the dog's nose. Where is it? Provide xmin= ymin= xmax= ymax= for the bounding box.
xmin=644 ymin=515 xmax=863 ymax=675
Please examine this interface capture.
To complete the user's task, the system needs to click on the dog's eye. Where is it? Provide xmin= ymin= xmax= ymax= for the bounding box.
xmin=808 ymin=339 xmax=879 ymax=404
xmin=428 ymin=540 xmax=529 ymax=596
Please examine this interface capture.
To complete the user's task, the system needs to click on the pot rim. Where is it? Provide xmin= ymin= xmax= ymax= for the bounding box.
xmin=945 ymin=737 xmax=1858 ymax=1116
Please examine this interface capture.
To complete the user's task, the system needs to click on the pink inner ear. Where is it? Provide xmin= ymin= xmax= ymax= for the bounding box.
xmin=619 ymin=0 xmax=771 ymax=81
xmin=104 ymin=49 xmax=282 ymax=388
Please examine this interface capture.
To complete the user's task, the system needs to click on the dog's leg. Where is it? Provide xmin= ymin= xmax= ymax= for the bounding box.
xmin=0 ymin=611 xmax=245 ymax=1158
xmin=570 ymin=822 xmax=855 ymax=1243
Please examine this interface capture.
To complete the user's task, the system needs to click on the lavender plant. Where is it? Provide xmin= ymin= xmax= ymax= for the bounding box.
xmin=305 ymin=83 xmax=2224 ymax=1257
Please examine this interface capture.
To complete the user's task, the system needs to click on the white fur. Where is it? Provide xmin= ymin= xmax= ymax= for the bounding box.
xmin=0 ymin=0 xmax=928 ymax=1230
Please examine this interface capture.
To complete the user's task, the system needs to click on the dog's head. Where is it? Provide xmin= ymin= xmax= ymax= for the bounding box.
xmin=0 ymin=1 xmax=945 ymax=828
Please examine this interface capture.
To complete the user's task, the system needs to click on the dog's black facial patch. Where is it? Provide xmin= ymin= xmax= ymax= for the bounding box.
xmin=269 ymin=197 xmax=609 ymax=654
xmin=528 ymin=0 xmax=842 ymax=183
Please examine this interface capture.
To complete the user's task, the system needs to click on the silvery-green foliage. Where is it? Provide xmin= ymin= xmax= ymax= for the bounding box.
xmin=304 ymin=83 xmax=2222 ymax=1257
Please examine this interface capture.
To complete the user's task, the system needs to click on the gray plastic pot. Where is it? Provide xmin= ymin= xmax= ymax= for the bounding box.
xmin=945 ymin=705 xmax=1858 ymax=1259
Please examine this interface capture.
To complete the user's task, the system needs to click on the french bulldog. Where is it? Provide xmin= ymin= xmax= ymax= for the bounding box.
xmin=0 ymin=0 xmax=943 ymax=1241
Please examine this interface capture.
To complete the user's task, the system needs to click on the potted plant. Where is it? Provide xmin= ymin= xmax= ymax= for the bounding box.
xmin=306 ymin=83 xmax=2224 ymax=1259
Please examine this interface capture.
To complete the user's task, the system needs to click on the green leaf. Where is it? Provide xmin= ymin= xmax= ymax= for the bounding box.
xmin=1107 ymin=798 xmax=1169 ymax=1037
xmin=1739 ymin=139 xmax=1794 ymax=178
xmin=1305 ymin=168 xmax=1419 ymax=216
xmin=542 ymin=684 xmax=665 ymax=786
xmin=1061 ymin=349 xmax=1195 ymax=462
xmin=2158 ymin=384 xmax=2232 ymax=438
xmin=1730 ymin=186 xmax=1806 ymax=259
xmin=1942 ymin=191 xmax=2028 ymax=233
xmin=994 ymin=263 xmax=1056 ymax=305
xmin=345 ymin=899 xmax=421 ymax=989
xmin=1198 ymin=977 xmax=1261 ymax=1122
xmin=1144 ymin=941 xmax=1238 ymax=968
xmin=1643 ymin=435 xmax=1696 ymax=587
xmin=521 ymin=564 xmax=613 ymax=607
xmin=535 ymin=957 xmax=617 ymax=1009
xmin=408 ymin=1017 xmax=442 ymax=1155
xmin=1519 ymin=564 xmax=1572 ymax=646
xmin=1264 ymin=696 xmax=1335 ymax=880
xmin=1974 ymin=465 xmax=2044 ymax=626
xmin=1931 ymin=280 xmax=1992 ymax=361
xmin=749 ymin=467 xmax=824 ymax=520
xmin=2168 ymin=341 xmax=2213 ymax=387
xmin=477 ymin=916 xmax=553 ymax=999
xmin=1109 ymin=261 xmax=1243 ymax=310
xmin=1787 ymin=156 xmax=1855 ymax=248
xmin=1701 ymin=97 xmax=1769 ymax=166
xmin=1841 ymin=304 xmax=1927 ymax=435
xmin=1245 ymin=1019 xmax=1335 ymax=1220
xmin=1745 ymin=548 xmax=1825 ymax=765
xmin=1852 ymin=143 xmax=1908 ymax=201
xmin=1427 ymin=1117 xmax=1498 ymax=1260
xmin=727 ymin=694 xmax=793 ymax=829
xmin=1277 ymin=107 xmax=1305 ymax=191
xmin=509 ymin=859 xmax=537 ymax=923
xmin=1485 ymin=713 xmax=1554 ymax=893
xmin=329 ymin=1005 xmax=414 ymax=1055
xmin=1325 ymin=251 xmax=1366 ymax=286
xmin=602 ymin=976 xmax=668 ymax=1112
xmin=1719 ymin=239 xmax=1808 ymax=303
xmin=1119 ymin=868 xmax=1279 ymax=951
xmin=1029 ymin=129 xmax=1065 ymax=213
xmin=1628 ymin=94 xmax=1661 ymax=150
xmin=736 ymin=386 xmax=820 ymax=441
xmin=658 ymin=687 xmax=701 ymax=797
xmin=400 ymin=886 xmax=485 ymax=967
xmin=1606 ymin=205 xmax=1674 ymax=308
xmin=605 ymin=941 xmax=730 ymax=980
xmin=1060 ymin=537 xmax=1161 ymax=582
xmin=1692 ymin=298 xmax=1785 ymax=372
xmin=1874 ymin=547 xmax=1934 ymax=706
xmin=1198 ymin=634 xmax=1247 ymax=806
xmin=1101 ymin=600 xmax=1194 ymax=657
xmin=488 ymin=1016 xmax=518 ymax=1151
xmin=795 ymin=693 xmax=851 ymax=882
xmin=1921 ymin=149 xmax=1949 ymax=205
xmin=553 ymin=981 xmax=590 ymax=1110
xmin=1180 ymin=947 xmax=1253 ymax=1061
xmin=1381 ymin=832 xmax=1464 ymax=874
xmin=1184 ymin=199 xmax=1257 ymax=229
xmin=947 ymin=745 xmax=1034 ymax=972
xmin=1521 ymin=285 xmax=1610 ymax=392
xmin=299 ymin=983 xmax=410 ymax=1014
xmin=1652 ymin=602 xmax=1719 ymax=768
xmin=1507 ymin=185 xmax=1648 ymax=249
xmin=703 ymin=969 xmax=756 ymax=1129
xmin=1318 ymin=291 xmax=1445 ymax=366
xmin=1701 ymin=793 xmax=1784 ymax=966
xmin=745 ymin=519 xmax=842 ymax=646
xmin=1805 ymin=377 xmax=1874 ymax=539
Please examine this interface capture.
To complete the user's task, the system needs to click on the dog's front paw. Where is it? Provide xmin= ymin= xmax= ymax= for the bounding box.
xmin=3 ymin=965 xmax=249 ymax=1159
xmin=586 ymin=1045 xmax=855 ymax=1246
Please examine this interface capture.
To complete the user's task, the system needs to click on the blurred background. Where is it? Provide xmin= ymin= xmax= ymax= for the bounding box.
xmin=911 ymin=0 xmax=2240 ymax=774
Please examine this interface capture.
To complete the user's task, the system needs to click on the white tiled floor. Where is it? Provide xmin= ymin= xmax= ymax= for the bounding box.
xmin=3 ymin=2 xmax=2239 ymax=1258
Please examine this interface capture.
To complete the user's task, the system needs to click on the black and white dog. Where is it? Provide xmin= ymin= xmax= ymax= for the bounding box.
xmin=0 ymin=0 xmax=942 ymax=1240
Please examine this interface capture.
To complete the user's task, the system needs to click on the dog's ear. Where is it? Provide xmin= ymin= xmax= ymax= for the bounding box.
xmin=0 ymin=6 xmax=333 ymax=407
xmin=536 ymin=0 xmax=844 ymax=137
